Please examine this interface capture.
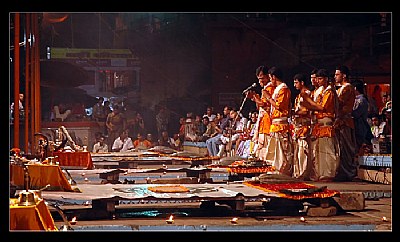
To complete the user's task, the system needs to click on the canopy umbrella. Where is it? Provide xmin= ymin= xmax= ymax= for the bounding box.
xmin=40 ymin=60 xmax=88 ymax=88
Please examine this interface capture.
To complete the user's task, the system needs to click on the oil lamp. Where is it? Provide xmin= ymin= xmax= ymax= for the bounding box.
xmin=70 ymin=216 xmax=77 ymax=225
xmin=166 ymin=215 xmax=174 ymax=224
xmin=230 ymin=217 xmax=238 ymax=224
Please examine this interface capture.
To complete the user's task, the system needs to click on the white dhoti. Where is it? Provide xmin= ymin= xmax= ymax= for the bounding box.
xmin=265 ymin=132 xmax=293 ymax=176
xmin=311 ymin=136 xmax=339 ymax=180
xmin=292 ymin=138 xmax=311 ymax=179
xmin=255 ymin=133 xmax=269 ymax=161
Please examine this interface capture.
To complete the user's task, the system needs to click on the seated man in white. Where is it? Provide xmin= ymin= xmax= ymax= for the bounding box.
xmin=53 ymin=103 xmax=72 ymax=122
xmin=112 ymin=130 xmax=134 ymax=152
xmin=92 ymin=135 xmax=109 ymax=153
xmin=217 ymin=110 xmax=247 ymax=157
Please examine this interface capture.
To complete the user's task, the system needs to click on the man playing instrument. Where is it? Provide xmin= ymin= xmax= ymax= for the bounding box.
xmin=246 ymin=65 xmax=275 ymax=161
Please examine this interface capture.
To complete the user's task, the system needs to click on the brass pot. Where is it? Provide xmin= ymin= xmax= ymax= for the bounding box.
xmin=34 ymin=190 xmax=42 ymax=198
xmin=31 ymin=190 xmax=42 ymax=202
xmin=48 ymin=156 xmax=55 ymax=165
xmin=18 ymin=191 xmax=36 ymax=206
xmin=31 ymin=184 xmax=50 ymax=202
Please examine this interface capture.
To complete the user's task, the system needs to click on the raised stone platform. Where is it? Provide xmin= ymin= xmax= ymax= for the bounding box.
xmin=183 ymin=141 xmax=208 ymax=156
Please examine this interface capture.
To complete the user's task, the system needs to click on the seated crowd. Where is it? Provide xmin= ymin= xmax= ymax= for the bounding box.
xmin=27 ymin=78 xmax=391 ymax=185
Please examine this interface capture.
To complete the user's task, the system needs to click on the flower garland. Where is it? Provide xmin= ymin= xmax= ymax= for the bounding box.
xmin=243 ymin=181 xmax=339 ymax=200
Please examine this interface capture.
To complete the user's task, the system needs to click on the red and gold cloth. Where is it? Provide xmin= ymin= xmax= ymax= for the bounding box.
xmin=10 ymin=164 xmax=74 ymax=191
xmin=227 ymin=166 xmax=276 ymax=174
xmin=53 ymin=151 xmax=93 ymax=169
xmin=148 ymin=185 xmax=189 ymax=193
xmin=208 ymin=160 xmax=276 ymax=174
xmin=244 ymin=181 xmax=339 ymax=200
xmin=10 ymin=198 xmax=58 ymax=231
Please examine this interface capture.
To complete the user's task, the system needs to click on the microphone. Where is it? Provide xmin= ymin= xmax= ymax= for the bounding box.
xmin=242 ymin=83 xmax=257 ymax=94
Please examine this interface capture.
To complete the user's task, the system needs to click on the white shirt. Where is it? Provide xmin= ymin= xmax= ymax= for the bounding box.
xmin=112 ymin=137 xmax=134 ymax=152
xmin=92 ymin=142 xmax=109 ymax=153
xmin=203 ymin=114 xmax=216 ymax=122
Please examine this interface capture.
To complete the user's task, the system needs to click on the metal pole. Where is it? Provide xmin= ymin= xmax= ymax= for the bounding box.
xmin=35 ymin=13 xmax=41 ymax=137
xmin=30 ymin=13 xmax=42 ymax=155
xmin=25 ymin=13 xmax=31 ymax=152
xmin=226 ymin=94 xmax=248 ymax=154
xmin=13 ymin=12 xmax=20 ymax=148
xmin=29 ymin=14 xmax=35 ymax=155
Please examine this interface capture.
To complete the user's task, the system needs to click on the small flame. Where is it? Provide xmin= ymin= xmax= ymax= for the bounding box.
xmin=81 ymin=173 xmax=85 ymax=176
xmin=300 ymin=217 xmax=306 ymax=222
xmin=70 ymin=216 xmax=77 ymax=225
xmin=166 ymin=215 xmax=174 ymax=224
xmin=382 ymin=216 xmax=387 ymax=221
xmin=230 ymin=217 xmax=238 ymax=224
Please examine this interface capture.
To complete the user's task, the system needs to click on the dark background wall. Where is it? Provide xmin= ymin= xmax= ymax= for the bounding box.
xmin=11 ymin=12 xmax=391 ymax=136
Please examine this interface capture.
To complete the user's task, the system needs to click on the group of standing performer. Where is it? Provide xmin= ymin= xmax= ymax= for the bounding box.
xmin=247 ymin=65 xmax=360 ymax=182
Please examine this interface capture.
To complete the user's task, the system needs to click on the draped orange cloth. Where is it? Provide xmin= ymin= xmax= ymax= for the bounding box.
xmin=258 ymin=111 xmax=271 ymax=134
xmin=293 ymin=90 xmax=312 ymax=138
xmin=314 ymin=86 xmax=336 ymax=121
xmin=227 ymin=166 xmax=276 ymax=174
xmin=293 ymin=124 xmax=310 ymax=138
xmin=10 ymin=164 xmax=73 ymax=191
xmin=208 ymin=160 xmax=276 ymax=174
xmin=244 ymin=181 xmax=339 ymax=200
xmin=270 ymin=85 xmax=291 ymax=133
xmin=10 ymin=198 xmax=58 ymax=231
xmin=258 ymin=84 xmax=275 ymax=134
xmin=312 ymin=87 xmax=336 ymax=138
xmin=53 ymin=151 xmax=93 ymax=169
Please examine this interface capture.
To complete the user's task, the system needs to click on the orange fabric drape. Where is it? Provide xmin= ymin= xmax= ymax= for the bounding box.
xmin=244 ymin=181 xmax=339 ymax=200
xmin=10 ymin=164 xmax=73 ymax=191
xmin=226 ymin=166 xmax=276 ymax=174
xmin=270 ymin=86 xmax=291 ymax=133
xmin=312 ymin=87 xmax=336 ymax=138
xmin=10 ymin=198 xmax=58 ymax=231
xmin=258 ymin=84 xmax=275 ymax=134
xmin=53 ymin=151 xmax=94 ymax=169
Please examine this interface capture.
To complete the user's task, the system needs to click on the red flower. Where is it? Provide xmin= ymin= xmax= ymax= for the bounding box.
xmin=10 ymin=147 xmax=21 ymax=154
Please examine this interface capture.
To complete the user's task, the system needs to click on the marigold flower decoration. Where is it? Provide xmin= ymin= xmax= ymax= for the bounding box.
xmin=10 ymin=147 xmax=21 ymax=156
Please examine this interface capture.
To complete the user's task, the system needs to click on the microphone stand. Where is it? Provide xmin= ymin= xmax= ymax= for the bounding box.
xmin=226 ymin=93 xmax=248 ymax=156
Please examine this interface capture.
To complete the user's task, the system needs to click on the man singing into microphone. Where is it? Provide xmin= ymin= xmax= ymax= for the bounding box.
xmin=246 ymin=65 xmax=276 ymax=161
xmin=242 ymin=83 xmax=257 ymax=94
